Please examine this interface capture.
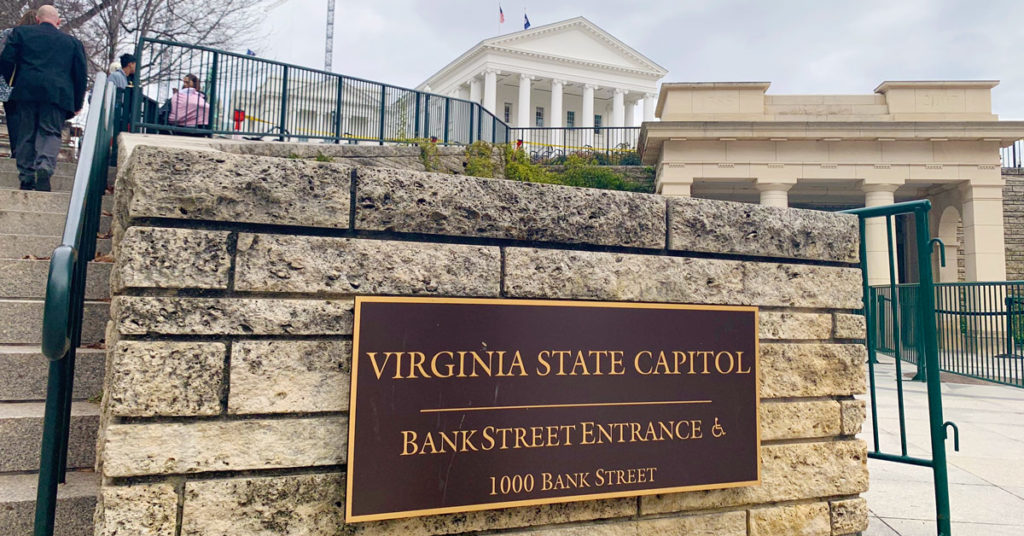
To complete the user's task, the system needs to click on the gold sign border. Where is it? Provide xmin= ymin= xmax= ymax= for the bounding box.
xmin=346 ymin=296 xmax=761 ymax=523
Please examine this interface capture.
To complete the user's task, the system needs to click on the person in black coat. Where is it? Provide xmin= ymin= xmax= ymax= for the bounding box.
xmin=0 ymin=5 xmax=87 ymax=191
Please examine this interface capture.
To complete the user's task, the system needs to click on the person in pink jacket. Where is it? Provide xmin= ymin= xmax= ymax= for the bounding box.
xmin=168 ymin=74 xmax=209 ymax=130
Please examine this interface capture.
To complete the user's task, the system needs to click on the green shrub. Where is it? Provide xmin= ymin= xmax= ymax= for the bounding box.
xmin=417 ymin=138 xmax=442 ymax=172
xmin=464 ymin=141 xmax=497 ymax=178
xmin=502 ymin=145 xmax=555 ymax=184
xmin=555 ymin=154 xmax=649 ymax=192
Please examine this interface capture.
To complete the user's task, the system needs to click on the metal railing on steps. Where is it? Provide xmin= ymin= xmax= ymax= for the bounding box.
xmin=35 ymin=73 xmax=117 ymax=536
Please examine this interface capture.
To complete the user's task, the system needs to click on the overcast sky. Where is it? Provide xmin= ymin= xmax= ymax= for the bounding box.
xmin=254 ymin=0 xmax=1024 ymax=119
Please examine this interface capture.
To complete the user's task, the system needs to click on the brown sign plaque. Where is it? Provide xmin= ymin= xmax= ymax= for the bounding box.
xmin=346 ymin=297 xmax=760 ymax=523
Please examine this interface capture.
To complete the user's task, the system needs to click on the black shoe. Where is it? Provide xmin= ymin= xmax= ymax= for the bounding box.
xmin=34 ymin=169 xmax=52 ymax=192
xmin=19 ymin=180 xmax=34 ymax=190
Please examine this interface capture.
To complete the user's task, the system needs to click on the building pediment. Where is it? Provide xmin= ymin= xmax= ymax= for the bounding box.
xmin=419 ymin=16 xmax=666 ymax=90
xmin=485 ymin=18 xmax=666 ymax=75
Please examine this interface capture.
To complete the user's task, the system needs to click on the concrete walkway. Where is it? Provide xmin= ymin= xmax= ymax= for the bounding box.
xmin=862 ymin=355 xmax=1024 ymax=535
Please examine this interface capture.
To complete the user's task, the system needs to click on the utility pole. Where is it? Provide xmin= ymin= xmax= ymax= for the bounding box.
xmin=325 ymin=0 xmax=335 ymax=71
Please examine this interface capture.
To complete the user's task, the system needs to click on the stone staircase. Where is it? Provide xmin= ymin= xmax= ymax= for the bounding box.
xmin=0 ymin=152 xmax=110 ymax=534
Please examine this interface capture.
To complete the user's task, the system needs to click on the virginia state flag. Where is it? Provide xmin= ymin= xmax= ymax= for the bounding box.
xmin=524 ymin=13 xmax=531 ymax=29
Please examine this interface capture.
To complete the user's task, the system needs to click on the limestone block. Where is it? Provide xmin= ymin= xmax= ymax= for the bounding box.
xmin=497 ymin=512 xmax=746 ymax=536
xmin=761 ymin=344 xmax=867 ymax=397
xmin=229 ymin=340 xmax=350 ymax=414
xmin=504 ymin=248 xmax=862 ymax=309
xmin=234 ymin=233 xmax=500 ymax=296
xmin=102 ymin=416 xmax=347 ymax=477
xmin=354 ymin=498 xmax=635 ymax=536
xmin=108 ymin=341 xmax=225 ymax=417
xmin=834 ymin=313 xmax=867 ymax=339
xmin=120 ymin=146 xmax=352 ymax=228
xmin=668 ymin=197 xmax=858 ymax=263
xmin=637 ymin=512 xmax=746 ymax=535
xmin=112 ymin=296 xmax=354 ymax=336
xmin=96 ymin=482 xmax=178 ymax=536
xmin=749 ymin=502 xmax=831 ymax=536
xmin=182 ymin=473 xmax=345 ymax=536
xmin=760 ymin=400 xmax=841 ymax=441
xmin=830 ymin=498 xmax=869 ymax=535
xmin=114 ymin=227 xmax=231 ymax=291
xmin=641 ymin=440 xmax=868 ymax=513
xmin=760 ymin=312 xmax=832 ymax=340
xmin=840 ymin=399 xmax=867 ymax=436
xmin=355 ymin=167 xmax=666 ymax=249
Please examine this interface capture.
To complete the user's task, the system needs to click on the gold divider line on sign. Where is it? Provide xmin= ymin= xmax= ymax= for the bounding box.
xmin=419 ymin=400 xmax=713 ymax=414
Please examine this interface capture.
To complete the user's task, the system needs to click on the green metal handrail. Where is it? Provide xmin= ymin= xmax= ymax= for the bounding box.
xmin=843 ymin=200 xmax=954 ymax=535
xmin=34 ymin=74 xmax=118 ymax=536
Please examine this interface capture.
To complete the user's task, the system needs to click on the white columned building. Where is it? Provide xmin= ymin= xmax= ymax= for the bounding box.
xmin=418 ymin=17 xmax=667 ymax=151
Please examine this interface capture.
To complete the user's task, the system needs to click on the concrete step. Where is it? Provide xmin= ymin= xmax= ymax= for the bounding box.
xmin=0 ymin=346 xmax=105 ymax=402
xmin=0 ymin=160 xmax=78 ymax=177
xmin=0 ymin=260 xmax=111 ymax=300
xmin=0 ymin=471 xmax=99 ymax=536
xmin=0 ymin=299 xmax=108 ymax=345
xmin=0 ymin=189 xmax=113 ymax=214
xmin=0 ymin=234 xmax=112 ymax=260
xmin=0 ymin=210 xmax=111 ymax=237
xmin=0 ymin=173 xmax=103 ymax=193
xmin=0 ymin=402 xmax=98 ymax=472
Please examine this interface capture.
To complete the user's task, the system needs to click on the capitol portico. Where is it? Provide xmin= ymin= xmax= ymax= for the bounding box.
xmin=418 ymin=17 xmax=667 ymax=146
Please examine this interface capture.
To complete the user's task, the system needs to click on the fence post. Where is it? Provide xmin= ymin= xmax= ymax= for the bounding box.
xmin=378 ymin=85 xmax=386 ymax=145
xmin=443 ymin=98 xmax=450 ymax=145
xmin=1006 ymin=296 xmax=1015 ymax=356
xmin=414 ymin=92 xmax=421 ymax=139
xmin=129 ymin=39 xmax=144 ymax=133
xmin=278 ymin=66 xmax=289 ymax=142
xmin=206 ymin=52 xmax=219 ymax=135
xmin=469 ymin=104 xmax=475 ymax=144
xmin=334 ymin=75 xmax=343 ymax=143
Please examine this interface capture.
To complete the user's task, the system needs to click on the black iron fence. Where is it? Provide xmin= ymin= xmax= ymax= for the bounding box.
xmin=510 ymin=127 xmax=641 ymax=164
xmin=130 ymin=38 xmax=510 ymax=145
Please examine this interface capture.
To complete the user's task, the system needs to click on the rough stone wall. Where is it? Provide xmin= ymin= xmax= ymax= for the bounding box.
xmin=1004 ymin=171 xmax=1024 ymax=281
xmin=95 ymin=144 xmax=869 ymax=536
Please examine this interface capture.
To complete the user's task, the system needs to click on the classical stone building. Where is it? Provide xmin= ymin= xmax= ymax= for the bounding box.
xmin=418 ymin=16 xmax=667 ymax=147
xmin=641 ymin=81 xmax=1024 ymax=285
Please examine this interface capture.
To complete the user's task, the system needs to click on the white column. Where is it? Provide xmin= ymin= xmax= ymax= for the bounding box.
xmin=550 ymin=79 xmax=564 ymax=152
xmin=582 ymin=84 xmax=596 ymax=147
xmin=612 ymin=88 xmax=626 ymax=127
xmin=643 ymin=93 xmax=657 ymax=122
xmin=863 ymin=184 xmax=900 ymax=286
xmin=469 ymin=77 xmax=481 ymax=104
xmin=625 ymin=100 xmax=638 ymax=127
xmin=516 ymin=74 xmax=532 ymax=146
xmin=961 ymin=183 xmax=1007 ymax=281
xmin=517 ymin=74 xmax=532 ymax=127
xmin=756 ymin=183 xmax=792 ymax=208
xmin=483 ymin=69 xmax=498 ymax=114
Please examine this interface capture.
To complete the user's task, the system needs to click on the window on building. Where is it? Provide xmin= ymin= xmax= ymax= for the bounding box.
xmin=504 ymin=102 xmax=512 ymax=123
xmin=566 ymin=111 xmax=575 ymax=128
xmin=594 ymin=114 xmax=603 ymax=134
xmin=535 ymin=107 xmax=544 ymax=127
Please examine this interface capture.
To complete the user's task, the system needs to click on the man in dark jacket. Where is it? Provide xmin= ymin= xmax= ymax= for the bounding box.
xmin=0 ymin=5 xmax=87 ymax=191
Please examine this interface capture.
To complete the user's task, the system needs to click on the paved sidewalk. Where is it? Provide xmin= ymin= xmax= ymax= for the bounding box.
xmin=861 ymin=355 xmax=1024 ymax=535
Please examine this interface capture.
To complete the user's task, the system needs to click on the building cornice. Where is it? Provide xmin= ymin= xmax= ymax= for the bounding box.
xmin=640 ymin=121 xmax=1024 ymax=165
